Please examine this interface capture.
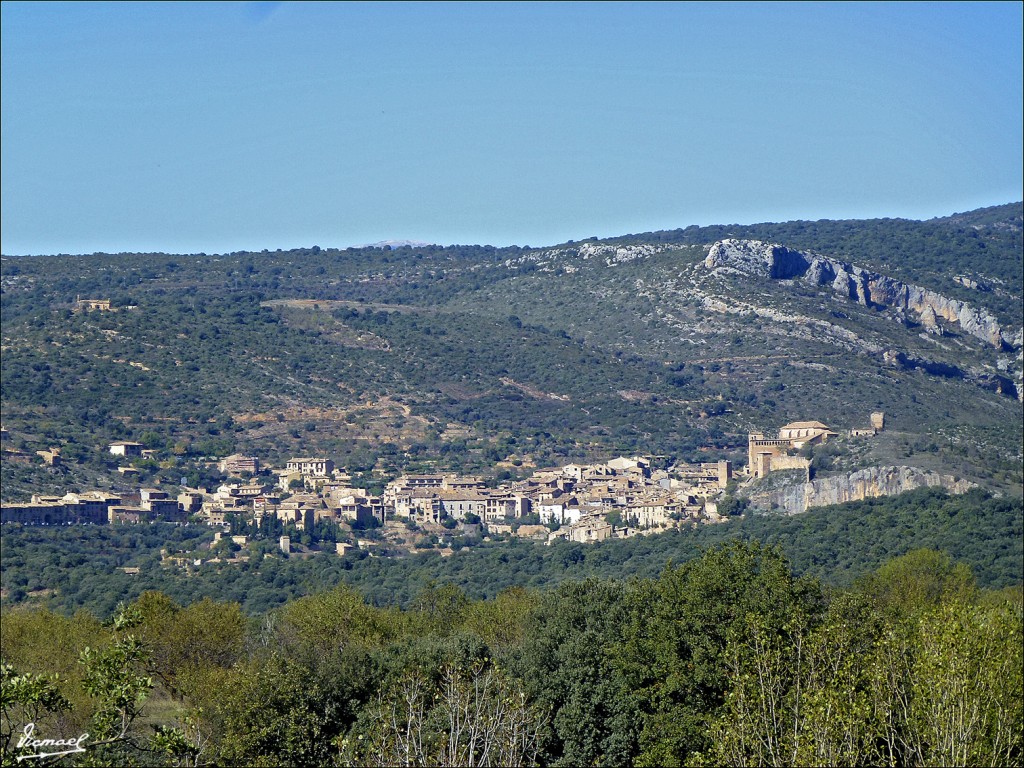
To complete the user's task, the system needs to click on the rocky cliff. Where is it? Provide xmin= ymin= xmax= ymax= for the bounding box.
xmin=705 ymin=239 xmax=1020 ymax=350
xmin=745 ymin=465 xmax=976 ymax=515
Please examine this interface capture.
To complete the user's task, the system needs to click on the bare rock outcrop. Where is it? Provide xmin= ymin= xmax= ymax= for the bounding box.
xmin=704 ymin=239 xmax=809 ymax=279
xmin=746 ymin=465 xmax=975 ymax=515
xmin=704 ymin=239 xmax=1019 ymax=351
xmin=918 ymin=304 xmax=941 ymax=334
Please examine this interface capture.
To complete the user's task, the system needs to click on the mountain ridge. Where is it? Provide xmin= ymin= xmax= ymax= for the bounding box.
xmin=2 ymin=203 xmax=1021 ymax=501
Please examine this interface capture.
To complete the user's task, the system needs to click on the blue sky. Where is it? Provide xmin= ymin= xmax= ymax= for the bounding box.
xmin=2 ymin=1 xmax=1022 ymax=255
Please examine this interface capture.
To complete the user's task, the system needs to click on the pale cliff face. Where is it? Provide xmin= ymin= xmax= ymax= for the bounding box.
xmin=705 ymin=239 xmax=1018 ymax=350
xmin=746 ymin=465 xmax=975 ymax=515
xmin=705 ymin=239 xmax=810 ymax=279
xmin=704 ymin=238 xmax=1023 ymax=400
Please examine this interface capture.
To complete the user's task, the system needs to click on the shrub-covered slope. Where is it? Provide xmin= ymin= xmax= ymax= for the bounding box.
xmin=2 ymin=204 xmax=1021 ymax=499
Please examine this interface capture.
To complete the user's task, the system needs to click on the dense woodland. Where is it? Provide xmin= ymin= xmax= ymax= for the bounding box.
xmin=2 ymin=543 xmax=1021 ymax=767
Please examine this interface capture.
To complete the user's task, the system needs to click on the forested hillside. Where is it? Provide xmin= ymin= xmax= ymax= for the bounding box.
xmin=2 ymin=545 xmax=1020 ymax=766
xmin=2 ymin=204 xmax=1022 ymax=500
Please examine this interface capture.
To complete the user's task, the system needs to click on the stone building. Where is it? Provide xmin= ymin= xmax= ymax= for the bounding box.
xmin=285 ymin=457 xmax=334 ymax=477
xmin=36 ymin=448 xmax=61 ymax=466
xmin=109 ymin=441 xmax=144 ymax=458
xmin=1 ymin=492 xmax=118 ymax=525
xmin=777 ymin=421 xmax=837 ymax=447
xmin=75 ymin=298 xmax=112 ymax=312
xmin=220 ymin=454 xmax=260 ymax=475
xmin=748 ymin=420 xmax=834 ymax=479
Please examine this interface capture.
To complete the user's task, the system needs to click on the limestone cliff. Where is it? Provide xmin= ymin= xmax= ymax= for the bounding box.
xmin=745 ymin=465 xmax=975 ymax=515
xmin=705 ymin=239 xmax=1020 ymax=351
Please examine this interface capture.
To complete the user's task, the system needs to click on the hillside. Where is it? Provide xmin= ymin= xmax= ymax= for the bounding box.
xmin=1 ymin=204 xmax=1022 ymax=500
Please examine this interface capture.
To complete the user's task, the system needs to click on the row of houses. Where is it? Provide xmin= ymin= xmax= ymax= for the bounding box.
xmin=376 ymin=456 xmax=734 ymax=540
xmin=1 ymin=488 xmax=186 ymax=525
xmin=3 ymin=451 xmax=735 ymax=536
xmin=4 ymin=415 xmax=876 ymax=538
xmin=7 ymin=456 xmax=731 ymax=534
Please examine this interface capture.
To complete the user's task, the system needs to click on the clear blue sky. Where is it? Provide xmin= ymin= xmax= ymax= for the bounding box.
xmin=2 ymin=1 xmax=1022 ymax=255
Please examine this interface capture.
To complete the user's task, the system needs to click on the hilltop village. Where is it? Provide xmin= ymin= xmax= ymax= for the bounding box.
xmin=2 ymin=453 xmax=731 ymax=554
xmin=0 ymin=417 xmax=883 ymax=560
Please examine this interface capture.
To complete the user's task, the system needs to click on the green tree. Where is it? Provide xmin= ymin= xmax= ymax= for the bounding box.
xmin=906 ymin=598 xmax=1023 ymax=766
xmin=461 ymin=587 xmax=540 ymax=655
xmin=133 ymin=591 xmax=246 ymax=696
xmin=514 ymin=578 xmax=640 ymax=767
xmin=0 ymin=662 xmax=72 ymax=766
xmin=617 ymin=541 xmax=821 ymax=766
xmin=196 ymin=655 xmax=342 ymax=767
xmin=857 ymin=548 xmax=976 ymax=620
